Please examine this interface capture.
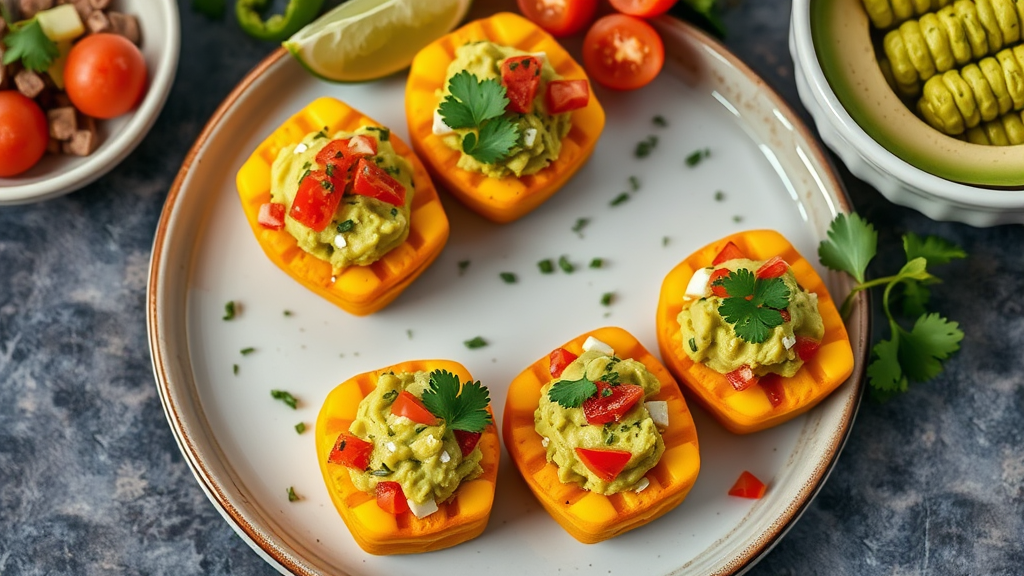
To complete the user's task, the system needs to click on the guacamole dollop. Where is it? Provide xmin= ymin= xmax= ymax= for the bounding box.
xmin=347 ymin=371 xmax=483 ymax=507
xmin=535 ymin=349 xmax=665 ymax=495
xmin=438 ymin=41 xmax=572 ymax=178
xmin=270 ymin=127 xmax=414 ymax=274
xmin=678 ymin=258 xmax=825 ymax=377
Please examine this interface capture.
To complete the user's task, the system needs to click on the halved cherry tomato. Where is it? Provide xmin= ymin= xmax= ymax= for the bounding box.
xmin=328 ymin=433 xmax=373 ymax=470
xmin=728 ymin=470 xmax=767 ymax=499
xmin=257 ymin=202 xmax=286 ymax=230
xmin=391 ymin=390 xmax=439 ymax=426
xmin=709 ymin=267 xmax=731 ymax=298
xmin=352 ymin=157 xmax=406 ymax=207
xmin=517 ymin=0 xmax=598 ymax=37
xmin=375 ymin=481 xmax=410 ymax=514
xmin=453 ymin=430 xmax=482 ymax=456
xmin=609 ymin=0 xmax=679 ymax=17
xmin=794 ymin=336 xmax=820 ymax=362
xmin=548 ymin=348 xmax=579 ymax=378
xmin=546 ymin=79 xmax=590 ymax=114
xmin=0 ymin=91 xmax=48 ymax=177
xmin=502 ymin=55 xmax=542 ymax=114
xmin=64 ymin=34 xmax=147 ymax=120
xmin=755 ymin=256 xmax=789 ymax=279
xmin=582 ymin=14 xmax=664 ymax=90
xmin=725 ymin=365 xmax=757 ymax=391
xmin=759 ymin=374 xmax=785 ymax=407
xmin=712 ymin=241 xmax=747 ymax=266
xmin=289 ymin=170 xmax=342 ymax=232
xmin=582 ymin=382 xmax=644 ymax=425
xmin=575 ymin=447 xmax=632 ymax=482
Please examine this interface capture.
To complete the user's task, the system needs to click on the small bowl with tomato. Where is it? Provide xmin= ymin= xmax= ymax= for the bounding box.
xmin=0 ymin=0 xmax=180 ymax=205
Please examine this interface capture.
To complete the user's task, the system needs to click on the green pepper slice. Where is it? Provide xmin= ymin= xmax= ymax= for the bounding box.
xmin=236 ymin=0 xmax=324 ymax=42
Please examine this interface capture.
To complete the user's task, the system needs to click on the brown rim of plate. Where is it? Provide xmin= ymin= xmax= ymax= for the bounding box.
xmin=147 ymin=17 xmax=870 ymax=576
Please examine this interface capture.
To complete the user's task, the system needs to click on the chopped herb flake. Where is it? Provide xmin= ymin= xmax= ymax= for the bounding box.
xmin=628 ymin=176 xmax=640 ymax=191
xmin=382 ymin=389 xmax=399 ymax=402
xmin=271 ymin=389 xmax=298 ymax=409
xmin=688 ymin=337 xmax=697 ymax=352
xmin=686 ymin=148 xmax=711 ymax=167
xmin=601 ymin=292 xmax=614 ymax=306
xmin=715 ymin=190 xmax=726 ymax=201
xmin=283 ymin=310 xmax=293 ymax=317
xmin=232 ymin=364 xmax=239 ymax=375
xmin=240 ymin=347 xmax=255 ymax=355
xmin=652 ymin=115 xmax=668 ymax=127
xmin=590 ymin=258 xmax=604 ymax=268
xmin=287 ymin=486 xmax=299 ymax=502
xmin=458 ymin=260 xmax=471 ymax=275
xmin=733 ymin=215 xmax=743 ymax=223
xmin=662 ymin=236 xmax=670 ymax=247
xmin=223 ymin=301 xmax=236 ymax=321
xmin=391 ymin=207 xmax=398 ymax=217
xmin=538 ymin=259 xmax=554 ymax=274
xmin=367 ymin=126 xmax=390 ymax=141
xmin=558 ymin=255 xmax=575 ymax=273
xmin=464 ymin=336 xmax=488 ymax=349
xmin=500 ymin=272 xmax=517 ymax=284
xmin=370 ymin=463 xmax=393 ymax=477
xmin=635 ymin=135 xmax=658 ymax=158
xmin=407 ymin=329 xmax=413 ymax=340
xmin=610 ymin=193 xmax=630 ymax=206
xmin=295 ymin=422 xmax=306 ymax=434
xmin=336 ymin=219 xmax=355 ymax=233
xmin=572 ymin=217 xmax=590 ymax=236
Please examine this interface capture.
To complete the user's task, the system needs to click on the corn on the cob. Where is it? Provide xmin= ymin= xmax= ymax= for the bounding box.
xmin=965 ymin=109 xmax=1024 ymax=143
xmin=917 ymin=44 xmax=1024 ymax=134
xmin=861 ymin=0 xmax=955 ymax=30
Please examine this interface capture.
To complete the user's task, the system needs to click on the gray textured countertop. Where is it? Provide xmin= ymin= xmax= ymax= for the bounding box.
xmin=1 ymin=1 xmax=1022 ymax=574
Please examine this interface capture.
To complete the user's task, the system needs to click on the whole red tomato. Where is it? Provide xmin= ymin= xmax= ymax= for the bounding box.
xmin=0 ymin=91 xmax=49 ymax=177
xmin=64 ymin=33 xmax=148 ymax=119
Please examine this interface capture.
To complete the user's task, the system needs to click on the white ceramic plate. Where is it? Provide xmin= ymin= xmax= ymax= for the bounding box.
xmin=148 ymin=15 xmax=868 ymax=576
xmin=0 ymin=0 xmax=180 ymax=205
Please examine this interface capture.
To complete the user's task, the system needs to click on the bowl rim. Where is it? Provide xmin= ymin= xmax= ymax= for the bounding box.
xmin=0 ymin=0 xmax=181 ymax=206
xmin=790 ymin=0 xmax=1024 ymax=209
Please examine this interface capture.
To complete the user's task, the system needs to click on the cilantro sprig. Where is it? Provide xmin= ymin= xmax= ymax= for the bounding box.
xmin=1 ymin=18 xmax=59 ymax=72
xmin=438 ymin=71 xmax=519 ymax=164
xmin=548 ymin=374 xmax=598 ymax=408
xmin=716 ymin=269 xmax=791 ymax=343
xmin=420 ymin=369 xmax=492 ymax=433
xmin=818 ymin=213 xmax=965 ymax=398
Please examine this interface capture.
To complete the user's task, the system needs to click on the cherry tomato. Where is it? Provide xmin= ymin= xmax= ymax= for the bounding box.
xmin=517 ymin=0 xmax=599 ymax=37
xmin=453 ymin=430 xmax=482 ymax=456
xmin=575 ymin=447 xmax=632 ymax=482
xmin=712 ymin=241 xmax=747 ymax=265
xmin=391 ymin=391 xmax=438 ymax=426
xmin=755 ymin=256 xmax=789 ymax=279
xmin=546 ymin=79 xmax=590 ymax=113
xmin=501 ymin=55 xmax=542 ymax=114
xmin=375 ymin=481 xmax=409 ymax=514
xmin=759 ymin=373 xmax=785 ymax=407
xmin=64 ymin=33 xmax=147 ymax=120
xmin=794 ymin=336 xmax=821 ymax=362
xmin=0 ymin=91 xmax=48 ymax=177
xmin=582 ymin=382 xmax=644 ymax=425
xmin=289 ymin=170 xmax=342 ymax=232
xmin=609 ymin=0 xmax=679 ymax=18
xmin=328 ymin=433 xmax=373 ymax=470
xmin=257 ymin=202 xmax=286 ymax=230
xmin=352 ymin=157 xmax=406 ymax=207
xmin=548 ymin=347 xmax=579 ymax=378
xmin=725 ymin=365 xmax=757 ymax=391
xmin=583 ymin=14 xmax=665 ymax=90
xmin=728 ymin=470 xmax=767 ymax=499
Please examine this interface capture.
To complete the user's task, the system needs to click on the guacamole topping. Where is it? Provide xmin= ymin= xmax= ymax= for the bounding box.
xmin=347 ymin=371 xmax=483 ymax=507
xmin=270 ymin=127 xmax=414 ymax=273
xmin=437 ymin=41 xmax=572 ymax=178
xmin=679 ymin=258 xmax=825 ymax=377
xmin=535 ymin=348 xmax=665 ymax=495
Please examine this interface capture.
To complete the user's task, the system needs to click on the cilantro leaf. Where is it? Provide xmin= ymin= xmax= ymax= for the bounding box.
xmin=898 ymin=313 xmax=963 ymax=382
xmin=903 ymin=233 xmax=967 ymax=266
xmin=439 ymin=71 xmax=508 ymax=129
xmin=462 ymin=115 xmax=518 ymax=164
xmin=899 ymin=280 xmax=931 ymax=318
xmin=420 ymin=370 xmax=492 ymax=433
xmin=818 ymin=213 xmax=877 ymax=283
xmin=2 ymin=19 xmax=60 ymax=72
xmin=717 ymin=269 xmax=790 ymax=343
xmin=547 ymin=375 xmax=598 ymax=408
xmin=867 ymin=333 xmax=905 ymax=394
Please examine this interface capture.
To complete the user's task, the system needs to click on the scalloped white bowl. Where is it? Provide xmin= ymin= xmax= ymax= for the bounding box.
xmin=790 ymin=0 xmax=1024 ymax=227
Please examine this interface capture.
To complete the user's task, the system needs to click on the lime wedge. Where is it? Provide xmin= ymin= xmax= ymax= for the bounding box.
xmin=284 ymin=0 xmax=472 ymax=83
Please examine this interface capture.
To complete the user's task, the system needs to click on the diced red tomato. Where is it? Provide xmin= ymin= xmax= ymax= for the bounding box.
xmin=348 ymin=134 xmax=378 ymax=156
xmin=375 ymin=481 xmax=409 ymax=514
xmin=548 ymin=348 xmax=579 ymax=378
xmin=582 ymin=382 xmax=644 ymax=425
xmin=391 ymin=390 xmax=438 ymax=426
xmin=257 ymin=202 xmax=286 ymax=230
xmin=709 ymin=267 xmax=731 ymax=298
xmin=760 ymin=373 xmax=785 ymax=407
xmin=609 ymin=0 xmax=679 ymax=17
xmin=779 ymin=309 xmax=791 ymax=323
xmin=575 ymin=447 xmax=632 ymax=482
xmin=453 ymin=430 xmax=482 ymax=456
xmin=728 ymin=470 xmax=767 ymax=499
xmin=289 ymin=170 xmax=342 ymax=232
xmin=315 ymin=139 xmax=350 ymax=168
xmin=725 ymin=365 xmax=758 ymax=391
xmin=582 ymin=14 xmax=665 ymax=91
xmin=712 ymin=241 xmax=746 ymax=265
xmin=794 ymin=336 xmax=820 ymax=361
xmin=517 ymin=0 xmax=598 ymax=37
xmin=352 ymin=157 xmax=406 ymax=207
xmin=755 ymin=256 xmax=789 ymax=279
xmin=502 ymin=55 xmax=542 ymax=114
xmin=546 ymin=79 xmax=590 ymax=114
xmin=328 ymin=433 xmax=374 ymax=470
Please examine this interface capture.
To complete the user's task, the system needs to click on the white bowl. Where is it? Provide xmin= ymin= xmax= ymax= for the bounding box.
xmin=0 ymin=0 xmax=180 ymax=206
xmin=790 ymin=0 xmax=1024 ymax=227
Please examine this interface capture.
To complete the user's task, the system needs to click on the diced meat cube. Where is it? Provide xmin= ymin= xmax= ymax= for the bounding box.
xmin=15 ymin=70 xmax=46 ymax=99
xmin=19 ymin=0 xmax=54 ymax=19
xmin=87 ymin=0 xmax=109 ymax=8
xmin=85 ymin=9 xmax=109 ymax=33
xmin=108 ymin=12 xmax=140 ymax=45
xmin=48 ymin=107 xmax=77 ymax=140
xmin=70 ymin=0 xmax=93 ymax=19
xmin=62 ymin=129 xmax=97 ymax=156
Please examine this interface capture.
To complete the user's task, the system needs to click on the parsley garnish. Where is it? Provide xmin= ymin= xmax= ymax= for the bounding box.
xmin=336 ymin=219 xmax=354 ymax=233
xmin=610 ymin=193 xmax=630 ymax=206
xmin=572 ymin=218 xmax=590 ymax=236
xmin=286 ymin=486 xmax=299 ymax=502
xmin=295 ymin=422 xmax=306 ymax=434
xmin=601 ymin=292 xmax=614 ymax=306
xmin=438 ymin=70 xmax=519 ymax=164
xmin=223 ymin=301 xmax=236 ymax=320
xmin=717 ymin=269 xmax=791 ymax=343
xmin=500 ymin=272 xmax=517 ymax=284
xmin=271 ymin=390 xmax=298 ymax=409
xmin=240 ymin=347 xmax=255 ymax=355
xmin=715 ymin=190 xmax=726 ymax=201
xmin=558 ymin=255 xmax=575 ymax=273
xmin=464 ymin=336 xmax=488 ymax=349
xmin=2 ymin=19 xmax=59 ymax=72
xmin=538 ymin=259 xmax=554 ymax=274
xmin=590 ymin=258 xmax=604 ymax=268
xmin=420 ymin=369 xmax=492 ymax=432
xmin=819 ymin=213 xmax=965 ymax=398
xmin=283 ymin=310 xmax=293 ymax=316
xmin=548 ymin=375 xmax=598 ymax=408
xmin=635 ymin=135 xmax=658 ymax=158
xmin=685 ymin=148 xmax=711 ymax=167
xmin=233 ymin=364 xmax=239 ymax=375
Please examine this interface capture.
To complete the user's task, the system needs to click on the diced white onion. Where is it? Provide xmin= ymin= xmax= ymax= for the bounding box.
xmin=385 ymin=441 xmax=397 ymax=453
xmin=432 ymin=109 xmax=455 ymax=135
xmin=440 ymin=450 xmax=451 ymax=463
xmin=529 ymin=51 xmax=547 ymax=64
xmin=783 ymin=335 xmax=796 ymax=350
xmin=293 ymin=143 xmax=308 ymax=154
xmin=523 ymin=128 xmax=538 ymax=147
xmin=633 ymin=477 xmax=650 ymax=493
xmin=407 ymin=498 xmax=438 ymax=519
xmin=646 ymin=401 xmax=669 ymax=430
xmin=541 ymin=437 xmax=550 ymax=448
xmin=582 ymin=337 xmax=614 ymax=356
xmin=685 ymin=267 xmax=713 ymax=299
xmin=333 ymin=235 xmax=347 ymax=249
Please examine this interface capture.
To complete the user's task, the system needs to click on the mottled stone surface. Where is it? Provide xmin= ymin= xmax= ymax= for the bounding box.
xmin=0 ymin=1 xmax=1022 ymax=575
